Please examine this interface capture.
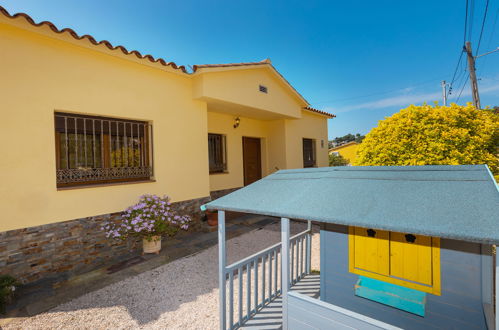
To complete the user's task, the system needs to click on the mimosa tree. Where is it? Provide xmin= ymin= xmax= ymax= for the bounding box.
xmin=355 ymin=103 xmax=499 ymax=179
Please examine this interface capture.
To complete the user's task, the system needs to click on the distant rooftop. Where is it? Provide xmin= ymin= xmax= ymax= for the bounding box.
xmin=207 ymin=165 xmax=499 ymax=244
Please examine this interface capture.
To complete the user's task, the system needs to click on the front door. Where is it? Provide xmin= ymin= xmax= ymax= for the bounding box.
xmin=242 ymin=137 xmax=262 ymax=186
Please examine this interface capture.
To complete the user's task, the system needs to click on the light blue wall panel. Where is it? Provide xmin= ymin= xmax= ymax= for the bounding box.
xmin=288 ymin=291 xmax=401 ymax=330
xmin=320 ymin=224 xmax=487 ymax=330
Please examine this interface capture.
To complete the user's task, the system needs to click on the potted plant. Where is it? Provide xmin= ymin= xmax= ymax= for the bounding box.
xmin=102 ymin=194 xmax=191 ymax=254
xmin=206 ymin=210 xmax=218 ymax=226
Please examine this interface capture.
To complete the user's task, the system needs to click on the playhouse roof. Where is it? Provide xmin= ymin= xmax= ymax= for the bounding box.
xmin=206 ymin=165 xmax=499 ymax=244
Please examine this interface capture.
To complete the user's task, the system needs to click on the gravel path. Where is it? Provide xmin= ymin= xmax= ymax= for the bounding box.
xmin=5 ymin=221 xmax=320 ymax=330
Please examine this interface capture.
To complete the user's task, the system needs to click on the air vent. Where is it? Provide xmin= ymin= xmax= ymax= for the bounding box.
xmin=259 ymin=85 xmax=268 ymax=93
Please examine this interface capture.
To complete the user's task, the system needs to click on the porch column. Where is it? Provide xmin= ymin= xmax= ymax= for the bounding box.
xmin=281 ymin=217 xmax=290 ymax=330
xmin=218 ymin=210 xmax=226 ymax=330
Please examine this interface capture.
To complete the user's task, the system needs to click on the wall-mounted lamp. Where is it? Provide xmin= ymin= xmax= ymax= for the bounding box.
xmin=233 ymin=117 xmax=240 ymax=129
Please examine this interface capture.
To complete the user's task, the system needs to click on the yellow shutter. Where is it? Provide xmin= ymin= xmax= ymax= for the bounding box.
xmin=389 ymin=232 xmax=432 ymax=286
xmin=352 ymin=227 xmax=390 ymax=276
xmin=349 ymin=226 xmax=441 ymax=295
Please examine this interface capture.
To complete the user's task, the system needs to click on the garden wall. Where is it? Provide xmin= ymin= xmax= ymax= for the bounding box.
xmin=0 ymin=196 xmax=210 ymax=285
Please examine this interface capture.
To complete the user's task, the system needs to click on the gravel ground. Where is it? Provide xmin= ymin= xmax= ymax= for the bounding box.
xmin=5 ymin=221 xmax=320 ymax=330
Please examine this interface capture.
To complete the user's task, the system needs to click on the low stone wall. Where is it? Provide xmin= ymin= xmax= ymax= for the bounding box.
xmin=210 ymin=187 xmax=241 ymax=200
xmin=0 ymin=196 xmax=210 ymax=285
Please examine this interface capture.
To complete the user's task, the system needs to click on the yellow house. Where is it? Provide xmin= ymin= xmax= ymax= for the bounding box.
xmin=328 ymin=141 xmax=358 ymax=164
xmin=0 ymin=6 xmax=334 ymax=284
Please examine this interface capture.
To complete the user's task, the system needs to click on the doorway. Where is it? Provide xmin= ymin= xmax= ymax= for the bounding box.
xmin=242 ymin=137 xmax=262 ymax=186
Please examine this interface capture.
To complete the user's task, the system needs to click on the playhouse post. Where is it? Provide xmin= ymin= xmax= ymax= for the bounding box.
xmin=281 ymin=217 xmax=290 ymax=330
xmin=218 ymin=210 xmax=226 ymax=330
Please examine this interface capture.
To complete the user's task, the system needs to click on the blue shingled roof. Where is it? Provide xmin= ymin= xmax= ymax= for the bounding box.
xmin=206 ymin=165 xmax=499 ymax=244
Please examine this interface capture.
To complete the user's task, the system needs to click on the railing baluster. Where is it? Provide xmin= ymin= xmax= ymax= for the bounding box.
xmin=262 ymin=254 xmax=266 ymax=304
xmin=280 ymin=247 xmax=283 ymax=295
xmin=238 ymin=267 xmax=242 ymax=327
xmin=246 ymin=263 xmax=251 ymax=318
xmin=273 ymin=249 xmax=278 ymax=297
xmin=254 ymin=257 xmax=258 ymax=311
xmin=229 ymin=270 xmax=234 ymax=329
xmin=291 ymin=241 xmax=295 ymax=284
xmin=299 ymin=237 xmax=302 ymax=278
xmin=307 ymin=220 xmax=312 ymax=274
xmin=268 ymin=250 xmax=272 ymax=300
xmin=220 ymin=229 xmax=309 ymax=328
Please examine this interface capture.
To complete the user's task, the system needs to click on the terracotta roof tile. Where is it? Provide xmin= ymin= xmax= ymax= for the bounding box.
xmin=0 ymin=5 xmax=187 ymax=73
xmin=303 ymin=106 xmax=335 ymax=118
xmin=192 ymin=59 xmax=271 ymax=71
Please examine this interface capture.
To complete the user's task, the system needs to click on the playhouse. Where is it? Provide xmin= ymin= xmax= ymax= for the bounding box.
xmin=207 ymin=165 xmax=499 ymax=329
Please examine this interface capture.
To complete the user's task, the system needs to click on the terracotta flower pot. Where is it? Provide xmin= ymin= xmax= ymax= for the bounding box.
xmin=143 ymin=235 xmax=161 ymax=254
xmin=207 ymin=211 xmax=218 ymax=226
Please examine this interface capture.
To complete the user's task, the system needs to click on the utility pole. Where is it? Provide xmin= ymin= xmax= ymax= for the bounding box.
xmin=465 ymin=41 xmax=481 ymax=109
xmin=441 ymin=80 xmax=448 ymax=106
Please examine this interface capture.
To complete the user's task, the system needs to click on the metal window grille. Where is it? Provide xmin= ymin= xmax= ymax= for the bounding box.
xmin=208 ymin=133 xmax=227 ymax=173
xmin=303 ymin=138 xmax=316 ymax=168
xmin=54 ymin=112 xmax=153 ymax=186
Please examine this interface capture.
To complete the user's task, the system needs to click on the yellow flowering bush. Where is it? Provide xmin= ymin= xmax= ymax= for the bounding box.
xmin=355 ymin=103 xmax=499 ymax=179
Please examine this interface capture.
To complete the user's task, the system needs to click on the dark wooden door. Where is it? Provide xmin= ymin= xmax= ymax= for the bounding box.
xmin=242 ymin=137 xmax=262 ymax=186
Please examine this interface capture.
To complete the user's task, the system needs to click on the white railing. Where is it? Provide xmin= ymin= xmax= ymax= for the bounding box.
xmin=222 ymin=226 xmax=312 ymax=330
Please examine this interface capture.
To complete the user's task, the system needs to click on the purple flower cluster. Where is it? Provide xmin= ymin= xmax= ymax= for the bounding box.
xmin=102 ymin=194 xmax=191 ymax=240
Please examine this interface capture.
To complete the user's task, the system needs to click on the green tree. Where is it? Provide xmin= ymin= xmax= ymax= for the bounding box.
xmin=356 ymin=103 xmax=499 ymax=179
xmin=330 ymin=133 xmax=365 ymax=148
xmin=329 ymin=153 xmax=350 ymax=166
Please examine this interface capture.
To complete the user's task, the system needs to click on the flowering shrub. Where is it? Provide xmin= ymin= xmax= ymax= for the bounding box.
xmin=356 ymin=103 xmax=499 ymax=179
xmin=102 ymin=194 xmax=191 ymax=241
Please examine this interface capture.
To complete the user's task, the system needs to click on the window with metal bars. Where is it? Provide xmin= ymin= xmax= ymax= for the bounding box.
xmin=54 ymin=112 xmax=153 ymax=187
xmin=303 ymin=138 xmax=316 ymax=168
xmin=208 ymin=133 xmax=227 ymax=173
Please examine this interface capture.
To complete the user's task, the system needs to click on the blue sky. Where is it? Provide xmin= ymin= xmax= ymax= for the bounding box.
xmin=2 ymin=0 xmax=498 ymax=139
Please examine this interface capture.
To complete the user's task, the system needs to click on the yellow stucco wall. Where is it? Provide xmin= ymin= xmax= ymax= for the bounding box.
xmin=207 ymin=110 xmax=329 ymax=192
xmin=0 ymin=23 xmax=210 ymax=232
xmin=193 ymin=68 xmax=304 ymax=119
xmin=207 ymin=112 xmax=269 ymax=191
xmin=285 ymin=111 xmax=329 ymax=168
xmin=0 ymin=21 xmax=330 ymax=232
xmin=330 ymin=143 xmax=359 ymax=164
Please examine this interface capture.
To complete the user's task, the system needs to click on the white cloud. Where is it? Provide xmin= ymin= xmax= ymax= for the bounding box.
xmin=326 ymin=82 xmax=499 ymax=114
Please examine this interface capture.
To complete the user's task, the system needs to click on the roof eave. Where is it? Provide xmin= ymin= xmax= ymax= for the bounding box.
xmin=0 ymin=5 xmax=187 ymax=75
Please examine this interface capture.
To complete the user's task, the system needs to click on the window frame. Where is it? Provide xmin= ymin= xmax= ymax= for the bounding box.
xmin=208 ymin=133 xmax=228 ymax=174
xmin=54 ymin=112 xmax=154 ymax=188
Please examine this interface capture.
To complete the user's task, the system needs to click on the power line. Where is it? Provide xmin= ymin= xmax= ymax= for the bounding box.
xmin=464 ymin=0 xmax=469 ymax=44
xmin=476 ymin=0 xmax=490 ymax=54
xmin=456 ymin=75 xmax=469 ymax=103
xmin=447 ymin=51 xmax=465 ymax=97
xmin=479 ymin=9 xmax=499 ymax=72
xmin=469 ymin=0 xmax=475 ymax=41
